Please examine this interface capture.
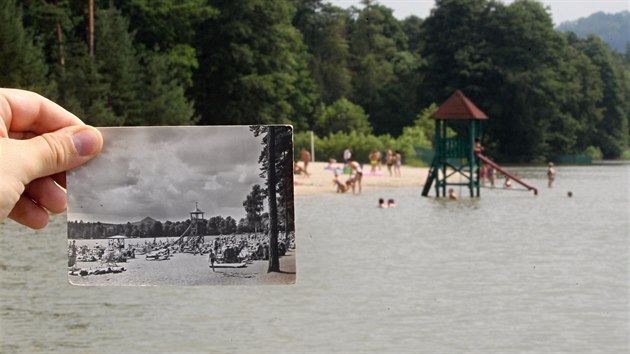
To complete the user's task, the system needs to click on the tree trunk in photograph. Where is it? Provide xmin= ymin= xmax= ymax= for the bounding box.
xmin=267 ymin=127 xmax=280 ymax=272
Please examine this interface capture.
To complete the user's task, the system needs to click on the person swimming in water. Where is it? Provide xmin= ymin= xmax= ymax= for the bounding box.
xmin=378 ymin=198 xmax=388 ymax=208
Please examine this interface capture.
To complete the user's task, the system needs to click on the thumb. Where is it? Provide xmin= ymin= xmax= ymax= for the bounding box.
xmin=12 ymin=125 xmax=103 ymax=184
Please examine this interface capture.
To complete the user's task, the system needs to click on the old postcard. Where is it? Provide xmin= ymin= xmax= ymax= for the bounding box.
xmin=66 ymin=126 xmax=295 ymax=285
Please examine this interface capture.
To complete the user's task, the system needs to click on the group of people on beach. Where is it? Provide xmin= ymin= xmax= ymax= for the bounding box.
xmin=332 ymin=159 xmax=363 ymax=194
xmin=366 ymin=147 xmax=402 ymax=177
xmin=327 ymin=146 xmax=403 ymax=195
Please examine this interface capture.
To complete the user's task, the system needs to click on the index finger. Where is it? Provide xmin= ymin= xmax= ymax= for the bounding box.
xmin=0 ymin=88 xmax=84 ymax=138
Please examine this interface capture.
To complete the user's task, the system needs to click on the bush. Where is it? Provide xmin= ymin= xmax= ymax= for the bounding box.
xmin=295 ymin=104 xmax=439 ymax=165
xmin=295 ymin=130 xmax=422 ymax=165
xmin=583 ymin=145 xmax=604 ymax=160
xmin=314 ymin=98 xmax=372 ymax=136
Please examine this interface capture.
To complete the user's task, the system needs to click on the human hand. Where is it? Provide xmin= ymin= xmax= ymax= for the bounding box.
xmin=0 ymin=88 xmax=103 ymax=229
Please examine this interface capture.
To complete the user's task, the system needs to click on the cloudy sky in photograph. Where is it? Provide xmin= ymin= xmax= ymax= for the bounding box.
xmin=67 ymin=126 xmax=267 ymax=224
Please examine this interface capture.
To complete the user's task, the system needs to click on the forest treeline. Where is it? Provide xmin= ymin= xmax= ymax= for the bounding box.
xmin=2 ymin=0 xmax=629 ymax=162
xmin=68 ymin=215 xmax=241 ymax=239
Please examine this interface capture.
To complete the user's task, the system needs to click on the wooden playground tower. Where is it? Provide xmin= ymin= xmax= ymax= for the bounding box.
xmin=189 ymin=202 xmax=205 ymax=239
xmin=422 ymin=90 xmax=487 ymax=198
xmin=177 ymin=202 xmax=205 ymax=245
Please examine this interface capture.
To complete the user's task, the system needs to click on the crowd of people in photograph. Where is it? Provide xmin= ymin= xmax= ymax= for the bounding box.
xmin=68 ymin=232 xmax=296 ymax=269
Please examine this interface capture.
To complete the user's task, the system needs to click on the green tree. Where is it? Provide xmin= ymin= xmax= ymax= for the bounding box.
xmin=421 ymin=0 xmax=493 ymax=106
xmin=0 ymin=0 xmax=52 ymax=94
xmin=558 ymin=34 xmax=605 ymax=154
xmin=94 ymin=7 xmax=141 ymax=125
xmin=483 ymin=0 xmax=565 ymax=161
xmin=194 ymin=0 xmax=317 ymax=128
xmin=293 ymin=0 xmax=352 ymax=106
xmin=580 ymin=35 xmax=629 ymax=158
xmin=347 ymin=1 xmax=408 ymax=133
xmin=113 ymin=0 xmax=217 ymax=88
xmin=314 ymin=98 xmax=372 ymax=136
xmin=370 ymin=50 xmax=425 ymax=136
xmin=60 ymin=52 xmax=121 ymax=126
xmin=132 ymin=50 xmax=196 ymax=125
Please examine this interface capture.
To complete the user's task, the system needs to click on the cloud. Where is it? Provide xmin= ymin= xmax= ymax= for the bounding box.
xmin=67 ymin=126 xmax=267 ymax=223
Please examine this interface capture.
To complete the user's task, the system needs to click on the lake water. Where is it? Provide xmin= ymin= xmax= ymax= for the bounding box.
xmin=1 ymin=165 xmax=628 ymax=353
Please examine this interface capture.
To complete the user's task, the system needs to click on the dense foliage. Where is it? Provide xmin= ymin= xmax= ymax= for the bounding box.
xmin=3 ymin=0 xmax=629 ymax=161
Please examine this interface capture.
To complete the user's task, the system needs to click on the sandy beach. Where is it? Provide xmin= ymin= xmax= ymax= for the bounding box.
xmin=294 ymin=161 xmax=429 ymax=196
xmin=69 ymin=247 xmax=296 ymax=286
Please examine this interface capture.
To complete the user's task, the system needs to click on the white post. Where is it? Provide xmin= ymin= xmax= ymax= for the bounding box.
xmin=310 ymin=130 xmax=315 ymax=162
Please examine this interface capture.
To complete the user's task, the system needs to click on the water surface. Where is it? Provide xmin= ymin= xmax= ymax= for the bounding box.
xmin=1 ymin=165 xmax=628 ymax=353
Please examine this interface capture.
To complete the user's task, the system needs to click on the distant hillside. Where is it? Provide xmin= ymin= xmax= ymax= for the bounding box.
xmin=556 ymin=11 xmax=629 ymax=52
xmin=132 ymin=216 xmax=159 ymax=226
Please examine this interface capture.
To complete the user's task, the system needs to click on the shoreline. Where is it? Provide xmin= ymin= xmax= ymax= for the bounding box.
xmin=294 ymin=161 xmax=429 ymax=196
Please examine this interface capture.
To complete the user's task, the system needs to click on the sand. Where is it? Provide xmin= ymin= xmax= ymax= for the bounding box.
xmin=69 ymin=248 xmax=296 ymax=286
xmin=294 ymin=161 xmax=429 ymax=196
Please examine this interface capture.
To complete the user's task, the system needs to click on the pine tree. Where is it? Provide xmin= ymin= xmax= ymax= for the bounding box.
xmin=134 ymin=50 xmax=196 ymax=125
xmin=0 ymin=0 xmax=52 ymax=94
xmin=94 ymin=7 xmax=142 ymax=125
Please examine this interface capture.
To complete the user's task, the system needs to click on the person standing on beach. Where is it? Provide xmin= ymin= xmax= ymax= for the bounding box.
xmin=369 ymin=149 xmax=379 ymax=173
xmin=343 ymin=147 xmax=352 ymax=164
xmin=385 ymin=148 xmax=394 ymax=176
xmin=347 ymin=159 xmax=363 ymax=194
xmin=394 ymin=150 xmax=402 ymax=177
xmin=300 ymin=147 xmax=311 ymax=176
xmin=208 ymin=249 xmax=216 ymax=272
xmin=547 ymin=162 xmax=556 ymax=188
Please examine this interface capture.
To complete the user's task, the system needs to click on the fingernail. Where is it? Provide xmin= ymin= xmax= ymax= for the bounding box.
xmin=72 ymin=129 xmax=99 ymax=156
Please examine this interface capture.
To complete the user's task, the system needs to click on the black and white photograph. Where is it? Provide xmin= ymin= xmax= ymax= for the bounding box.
xmin=66 ymin=126 xmax=296 ymax=285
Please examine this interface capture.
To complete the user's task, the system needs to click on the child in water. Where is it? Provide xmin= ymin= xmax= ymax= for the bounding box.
xmin=448 ymin=188 xmax=457 ymax=200
xmin=378 ymin=198 xmax=388 ymax=208
xmin=387 ymin=199 xmax=396 ymax=208
xmin=547 ymin=162 xmax=556 ymax=188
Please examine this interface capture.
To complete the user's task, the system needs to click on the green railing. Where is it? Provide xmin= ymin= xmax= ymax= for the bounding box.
xmin=444 ymin=137 xmax=469 ymax=158
xmin=551 ymin=155 xmax=592 ymax=165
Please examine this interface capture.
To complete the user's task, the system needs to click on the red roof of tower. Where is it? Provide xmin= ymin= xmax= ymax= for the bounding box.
xmin=432 ymin=90 xmax=488 ymax=120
